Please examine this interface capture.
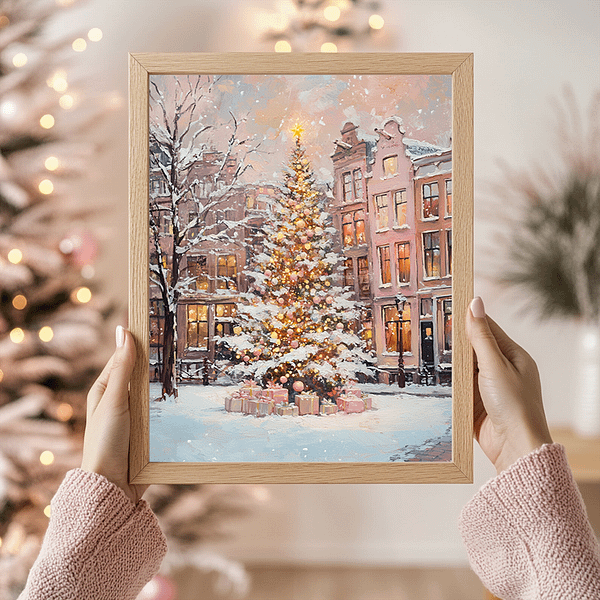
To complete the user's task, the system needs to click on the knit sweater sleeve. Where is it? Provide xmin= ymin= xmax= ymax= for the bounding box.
xmin=18 ymin=468 xmax=167 ymax=600
xmin=459 ymin=443 xmax=600 ymax=600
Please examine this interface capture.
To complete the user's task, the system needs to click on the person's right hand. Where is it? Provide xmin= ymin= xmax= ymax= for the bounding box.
xmin=466 ymin=297 xmax=553 ymax=474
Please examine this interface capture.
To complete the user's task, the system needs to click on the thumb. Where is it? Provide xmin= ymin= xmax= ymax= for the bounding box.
xmin=466 ymin=297 xmax=507 ymax=375
xmin=102 ymin=326 xmax=136 ymax=413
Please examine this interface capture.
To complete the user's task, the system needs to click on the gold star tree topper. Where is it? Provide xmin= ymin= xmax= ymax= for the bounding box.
xmin=291 ymin=123 xmax=304 ymax=139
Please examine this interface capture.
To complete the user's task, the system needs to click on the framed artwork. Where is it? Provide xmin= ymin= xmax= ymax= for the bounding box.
xmin=129 ymin=53 xmax=473 ymax=484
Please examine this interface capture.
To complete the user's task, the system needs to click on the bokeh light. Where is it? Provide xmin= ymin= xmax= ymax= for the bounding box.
xmin=38 ymin=179 xmax=54 ymax=194
xmin=39 ymin=451 xmax=55 ymax=465
xmin=88 ymin=28 xmax=103 ymax=41
xmin=39 ymin=326 xmax=54 ymax=342
xmin=323 ymin=5 xmax=341 ymax=21
xmin=368 ymin=14 xmax=384 ymax=29
xmin=321 ymin=42 xmax=338 ymax=52
xmin=45 ymin=156 xmax=59 ymax=171
xmin=72 ymin=38 xmax=87 ymax=52
xmin=8 ymin=248 xmax=23 ymax=264
xmin=274 ymin=40 xmax=292 ymax=52
xmin=12 ymin=295 xmax=27 ymax=310
xmin=72 ymin=286 xmax=92 ymax=303
xmin=12 ymin=53 xmax=27 ymax=68
xmin=56 ymin=402 xmax=74 ymax=421
xmin=10 ymin=328 xmax=25 ymax=344
xmin=40 ymin=114 xmax=55 ymax=129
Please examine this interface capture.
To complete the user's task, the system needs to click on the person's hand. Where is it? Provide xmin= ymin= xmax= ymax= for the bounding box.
xmin=466 ymin=297 xmax=553 ymax=474
xmin=81 ymin=326 xmax=148 ymax=504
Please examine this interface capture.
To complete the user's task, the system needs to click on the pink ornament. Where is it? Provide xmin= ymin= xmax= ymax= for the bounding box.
xmin=278 ymin=297 xmax=285 ymax=304
xmin=291 ymin=340 xmax=299 ymax=348
xmin=307 ymin=230 xmax=314 ymax=238
xmin=336 ymin=323 xmax=344 ymax=330
xmin=280 ymin=376 xmax=288 ymax=384
xmin=313 ymin=296 xmax=321 ymax=304
xmin=253 ymin=348 xmax=262 ymax=356
xmin=287 ymin=328 xmax=294 ymax=335
xmin=300 ymin=236 xmax=308 ymax=243
xmin=264 ymin=270 xmax=272 ymax=277
xmin=326 ymin=296 xmax=334 ymax=304
xmin=243 ymin=355 xmax=250 ymax=362
xmin=297 ymin=219 xmax=306 ymax=229
xmin=293 ymin=381 xmax=304 ymax=392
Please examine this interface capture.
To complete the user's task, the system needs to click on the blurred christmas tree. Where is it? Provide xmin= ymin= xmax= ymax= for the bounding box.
xmin=227 ymin=125 xmax=374 ymax=400
xmin=0 ymin=0 xmax=111 ymax=596
xmin=0 ymin=4 xmax=266 ymax=598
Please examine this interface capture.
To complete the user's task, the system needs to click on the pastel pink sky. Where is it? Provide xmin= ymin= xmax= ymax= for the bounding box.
xmin=150 ymin=73 xmax=451 ymax=184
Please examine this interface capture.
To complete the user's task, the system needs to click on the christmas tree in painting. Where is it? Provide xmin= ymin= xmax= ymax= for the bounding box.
xmin=225 ymin=125 xmax=374 ymax=402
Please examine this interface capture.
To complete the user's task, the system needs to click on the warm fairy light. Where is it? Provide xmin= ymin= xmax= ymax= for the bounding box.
xmin=38 ymin=179 xmax=54 ymax=194
xmin=72 ymin=38 xmax=87 ymax=52
xmin=39 ymin=326 xmax=54 ymax=342
xmin=323 ymin=5 xmax=341 ymax=21
xmin=45 ymin=156 xmax=59 ymax=171
xmin=87 ymin=27 xmax=103 ymax=41
xmin=368 ymin=14 xmax=385 ymax=29
xmin=44 ymin=505 xmax=51 ymax=518
xmin=39 ymin=451 xmax=55 ymax=465
xmin=12 ymin=53 xmax=27 ymax=68
xmin=72 ymin=286 xmax=92 ymax=303
xmin=274 ymin=40 xmax=292 ymax=52
xmin=0 ymin=15 xmax=9 ymax=28
xmin=40 ymin=114 xmax=55 ymax=129
xmin=320 ymin=42 xmax=338 ymax=52
xmin=12 ymin=294 xmax=27 ymax=310
xmin=10 ymin=328 xmax=25 ymax=344
xmin=8 ymin=248 xmax=23 ymax=264
xmin=51 ymin=77 xmax=68 ymax=93
xmin=56 ymin=402 xmax=73 ymax=421
xmin=59 ymin=94 xmax=74 ymax=109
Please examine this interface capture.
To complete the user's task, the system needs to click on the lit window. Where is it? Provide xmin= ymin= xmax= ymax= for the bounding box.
xmin=354 ymin=210 xmax=366 ymax=244
xmin=383 ymin=303 xmax=411 ymax=353
xmin=215 ymin=303 xmax=237 ymax=337
xmin=394 ymin=189 xmax=407 ymax=226
xmin=378 ymin=245 xmax=391 ymax=285
xmin=422 ymin=182 xmax=439 ymax=218
xmin=443 ymin=299 xmax=452 ymax=351
xmin=445 ymin=179 xmax=452 ymax=216
xmin=217 ymin=255 xmax=237 ymax=290
xmin=383 ymin=155 xmax=398 ymax=177
xmin=396 ymin=242 xmax=410 ymax=284
xmin=375 ymin=194 xmax=388 ymax=229
xmin=343 ymin=258 xmax=353 ymax=288
xmin=186 ymin=304 xmax=208 ymax=349
xmin=187 ymin=255 xmax=209 ymax=290
xmin=342 ymin=212 xmax=355 ymax=247
xmin=423 ymin=231 xmax=441 ymax=278
xmin=357 ymin=257 xmax=370 ymax=299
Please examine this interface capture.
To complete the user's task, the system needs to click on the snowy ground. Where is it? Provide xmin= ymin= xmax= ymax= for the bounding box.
xmin=149 ymin=383 xmax=452 ymax=463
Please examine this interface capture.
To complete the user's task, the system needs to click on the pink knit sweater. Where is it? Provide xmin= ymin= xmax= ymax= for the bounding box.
xmin=459 ymin=443 xmax=600 ymax=599
xmin=19 ymin=444 xmax=600 ymax=599
xmin=18 ymin=468 xmax=167 ymax=600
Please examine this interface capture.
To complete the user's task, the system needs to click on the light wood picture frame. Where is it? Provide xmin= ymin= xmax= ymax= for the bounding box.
xmin=129 ymin=53 xmax=473 ymax=484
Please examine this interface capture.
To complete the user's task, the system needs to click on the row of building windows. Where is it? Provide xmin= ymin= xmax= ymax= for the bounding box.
xmin=376 ymin=229 xmax=452 ymax=286
xmin=151 ymin=298 xmax=452 ymax=357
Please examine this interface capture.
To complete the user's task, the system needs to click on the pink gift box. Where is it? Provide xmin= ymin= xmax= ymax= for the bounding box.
xmin=241 ymin=383 xmax=263 ymax=399
xmin=296 ymin=392 xmax=319 ymax=415
xmin=344 ymin=388 xmax=362 ymax=398
xmin=320 ymin=402 xmax=338 ymax=415
xmin=272 ymin=388 xmax=288 ymax=403
xmin=343 ymin=398 xmax=365 ymax=413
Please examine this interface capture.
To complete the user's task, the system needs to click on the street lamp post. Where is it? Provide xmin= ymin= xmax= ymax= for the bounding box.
xmin=395 ymin=294 xmax=407 ymax=388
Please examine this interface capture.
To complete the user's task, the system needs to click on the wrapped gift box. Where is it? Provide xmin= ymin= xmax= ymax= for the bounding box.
xmin=343 ymin=398 xmax=365 ymax=413
xmin=276 ymin=403 xmax=296 ymax=416
xmin=296 ymin=392 xmax=319 ymax=416
xmin=241 ymin=382 xmax=263 ymax=399
xmin=271 ymin=388 xmax=289 ymax=403
xmin=320 ymin=402 xmax=338 ymax=415
xmin=363 ymin=396 xmax=373 ymax=410
xmin=344 ymin=387 xmax=362 ymax=398
xmin=247 ymin=399 xmax=270 ymax=417
xmin=225 ymin=396 xmax=243 ymax=413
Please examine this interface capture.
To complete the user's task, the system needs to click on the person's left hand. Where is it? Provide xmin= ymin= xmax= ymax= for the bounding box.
xmin=81 ymin=326 xmax=148 ymax=504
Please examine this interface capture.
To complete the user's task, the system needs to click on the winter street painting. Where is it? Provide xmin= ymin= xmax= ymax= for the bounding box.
xmin=130 ymin=53 xmax=473 ymax=483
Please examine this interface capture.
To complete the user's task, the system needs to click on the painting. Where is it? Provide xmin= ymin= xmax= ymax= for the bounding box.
xmin=129 ymin=53 xmax=473 ymax=484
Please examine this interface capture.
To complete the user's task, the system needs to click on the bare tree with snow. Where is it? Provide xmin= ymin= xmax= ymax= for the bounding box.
xmin=149 ymin=75 xmax=260 ymax=400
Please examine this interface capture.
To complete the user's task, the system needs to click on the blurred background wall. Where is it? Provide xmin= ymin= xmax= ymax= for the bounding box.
xmin=1 ymin=1 xmax=598 ymax=598
xmin=47 ymin=0 xmax=599 ymax=566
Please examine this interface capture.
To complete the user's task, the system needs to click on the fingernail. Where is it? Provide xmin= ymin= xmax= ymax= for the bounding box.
xmin=470 ymin=297 xmax=486 ymax=319
xmin=116 ymin=325 xmax=125 ymax=348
